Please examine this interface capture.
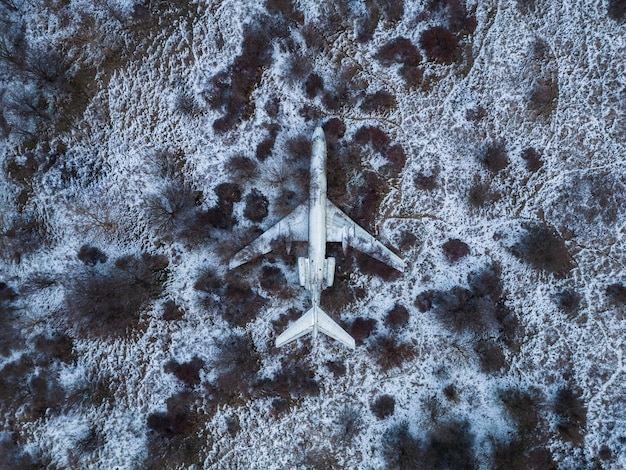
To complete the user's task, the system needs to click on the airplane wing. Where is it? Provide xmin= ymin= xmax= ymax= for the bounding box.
xmin=316 ymin=307 xmax=356 ymax=349
xmin=326 ymin=200 xmax=405 ymax=272
xmin=275 ymin=308 xmax=315 ymax=347
xmin=229 ymin=202 xmax=309 ymax=269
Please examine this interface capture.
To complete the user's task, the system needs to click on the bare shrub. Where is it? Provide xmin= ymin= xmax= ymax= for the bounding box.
xmin=423 ymin=419 xmax=476 ymax=469
xmin=350 ymin=317 xmax=377 ymax=345
xmin=529 ymin=79 xmax=558 ymax=116
xmin=442 ymin=238 xmax=469 ymax=262
xmin=148 ymin=182 xmax=200 ymax=232
xmin=325 ymin=360 xmax=346 ymax=377
xmin=371 ymin=394 xmax=395 ymax=419
xmin=608 ymin=0 xmax=626 ymax=21
xmin=0 ymin=282 xmax=21 ymax=356
xmin=427 ymin=0 xmax=477 ymax=35
xmin=475 ymin=339 xmax=506 ymax=373
xmin=420 ymin=26 xmax=460 ymax=64
xmin=381 ymin=421 xmax=423 ymax=469
xmin=27 ymin=369 xmax=66 ymax=418
xmin=301 ymin=22 xmax=326 ymax=51
xmin=33 ymin=332 xmax=74 ymax=364
xmin=370 ymin=335 xmax=416 ymax=371
xmin=385 ymin=304 xmax=409 ymax=328
xmin=556 ymin=289 xmax=581 ymax=317
xmin=521 ymin=147 xmax=542 ymax=171
xmin=260 ymin=265 xmax=289 ymax=296
xmin=256 ymin=359 xmax=319 ymax=399
xmin=360 ymin=90 xmax=396 ymax=113
xmin=481 ymin=142 xmax=509 ymax=173
xmin=304 ymin=73 xmax=324 ymax=98
xmin=354 ymin=125 xmax=390 ymax=153
xmin=553 ymin=387 xmax=586 ymax=444
xmin=443 ymin=384 xmax=458 ymax=402
xmin=165 ymin=357 xmax=204 ymax=387
xmin=510 ymin=224 xmax=572 ymax=277
xmin=227 ymin=155 xmax=257 ymax=181
xmin=162 ymin=300 xmax=184 ymax=321
xmin=375 ymin=37 xmax=422 ymax=66
xmin=1 ymin=215 xmax=47 ymax=263
xmin=256 ymin=137 xmax=275 ymax=161
xmin=66 ymin=253 xmax=168 ymax=337
xmin=466 ymin=105 xmax=486 ymax=121
xmin=243 ymin=189 xmax=269 ymax=223
xmin=210 ymin=333 xmax=260 ymax=401
xmin=383 ymin=144 xmax=406 ymax=175
xmin=266 ymin=0 xmax=304 ymax=24
xmin=606 ymin=283 xmax=626 ymax=305
xmin=335 ymin=406 xmax=363 ymax=443
xmin=77 ymin=245 xmax=107 ymax=266
xmin=322 ymin=118 xmax=346 ymax=142
xmin=0 ymin=432 xmax=40 ymax=469
xmin=414 ymin=290 xmax=434 ymax=312
xmin=414 ymin=167 xmax=439 ymax=190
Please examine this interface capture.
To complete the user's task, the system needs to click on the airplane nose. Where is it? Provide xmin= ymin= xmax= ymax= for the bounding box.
xmin=313 ymin=126 xmax=325 ymax=141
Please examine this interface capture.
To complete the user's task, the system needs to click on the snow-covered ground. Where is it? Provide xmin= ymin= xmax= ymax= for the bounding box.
xmin=1 ymin=0 xmax=625 ymax=468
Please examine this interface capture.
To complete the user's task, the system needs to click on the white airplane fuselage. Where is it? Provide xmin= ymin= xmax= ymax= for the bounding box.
xmin=307 ymin=127 xmax=329 ymax=337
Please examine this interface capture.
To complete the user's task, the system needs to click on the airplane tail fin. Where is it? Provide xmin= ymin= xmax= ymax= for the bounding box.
xmin=275 ymin=306 xmax=355 ymax=349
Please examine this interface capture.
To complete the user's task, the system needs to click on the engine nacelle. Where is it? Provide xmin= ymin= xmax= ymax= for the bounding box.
xmin=323 ymin=257 xmax=336 ymax=288
xmin=298 ymin=257 xmax=309 ymax=288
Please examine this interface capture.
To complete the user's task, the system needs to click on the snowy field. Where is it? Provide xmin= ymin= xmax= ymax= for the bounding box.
xmin=0 ymin=0 xmax=625 ymax=468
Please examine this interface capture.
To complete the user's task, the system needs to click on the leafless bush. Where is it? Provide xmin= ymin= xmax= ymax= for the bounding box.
xmin=304 ymin=73 xmax=324 ymax=98
xmin=256 ymin=359 xmax=320 ymax=400
xmin=77 ymin=245 xmax=107 ymax=266
xmin=381 ymin=421 xmax=422 ymax=469
xmin=210 ymin=333 xmax=260 ymax=401
xmin=244 ymin=189 xmax=269 ymax=223
xmin=0 ymin=282 xmax=21 ymax=356
xmin=481 ymin=142 xmax=509 ymax=174
xmin=148 ymin=182 xmax=199 ymax=231
xmin=0 ymin=354 xmax=34 ymax=415
xmin=350 ymin=317 xmax=377 ymax=345
xmin=165 ymin=356 xmax=205 ymax=387
xmin=370 ymin=335 xmax=416 ymax=371
xmin=385 ymin=304 xmax=409 ymax=328
xmin=0 ymin=432 xmax=39 ymax=469
xmin=414 ymin=167 xmax=439 ymax=190
xmin=552 ymin=387 xmax=586 ymax=444
xmin=529 ymin=79 xmax=558 ymax=116
xmin=475 ymin=339 xmax=506 ymax=374
xmin=420 ymin=26 xmax=460 ymax=64
xmin=375 ymin=37 xmax=422 ymax=66
xmin=468 ymin=180 xmax=500 ymax=208
xmin=27 ymin=369 xmax=66 ymax=419
xmin=510 ymin=223 xmax=572 ymax=277
xmin=423 ymin=419 xmax=477 ymax=469
xmin=335 ymin=406 xmax=363 ymax=443
xmin=227 ymin=155 xmax=258 ymax=181
xmin=521 ymin=147 xmax=542 ymax=171
xmin=360 ymin=90 xmax=397 ymax=113
xmin=608 ymin=0 xmax=626 ymax=21
xmin=414 ymin=290 xmax=434 ymax=312
xmin=427 ymin=0 xmax=477 ymax=35
xmin=33 ymin=332 xmax=74 ymax=365
xmin=162 ymin=300 xmax=184 ymax=321
xmin=325 ymin=360 xmax=346 ymax=377
xmin=323 ymin=118 xmax=346 ymax=142
xmin=442 ymin=238 xmax=469 ymax=262
xmin=371 ymin=394 xmax=395 ymax=419
xmin=256 ymin=137 xmax=275 ymax=161
xmin=0 ymin=215 xmax=47 ymax=263
xmin=354 ymin=125 xmax=390 ymax=153
xmin=260 ymin=265 xmax=289 ymax=296
xmin=66 ymin=253 xmax=168 ymax=337
xmin=606 ymin=283 xmax=626 ymax=305
xmin=556 ymin=289 xmax=581 ymax=317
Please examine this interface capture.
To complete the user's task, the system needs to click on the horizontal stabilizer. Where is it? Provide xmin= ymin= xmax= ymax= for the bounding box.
xmin=275 ymin=306 xmax=355 ymax=349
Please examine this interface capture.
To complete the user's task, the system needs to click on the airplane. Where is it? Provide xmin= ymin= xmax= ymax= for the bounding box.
xmin=228 ymin=126 xmax=405 ymax=349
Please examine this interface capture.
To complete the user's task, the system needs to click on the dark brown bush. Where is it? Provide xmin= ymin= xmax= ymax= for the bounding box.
xmin=0 ymin=432 xmax=40 ymax=469
xmin=375 ymin=37 xmax=422 ymax=66
xmin=0 ymin=283 xmax=21 ymax=356
xmin=162 ymin=300 xmax=184 ymax=321
xmin=148 ymin=182 xmax=200 ymax=232
xmin=221 ymin=279 xmax=266 ymax=327
xmin=147 ymin=391 xmax=197 ymax=438
xmin=335 ymin=406 xmax=363 ymax=443
xmin=256 ymin=359 xmax=319 ymax=399
xmin=381 ymin=421 xmax=423 ymax=469
xmin=322 ymin=118 xmax=346 ymax=142
xmin=427 ymin=0 xmax=477 ymax=35
xmin=383 ymin=144 xmax=406 ymax=174
xmin=552 ymin=387 xmax=586 ymax=444
xmin=442 ymin=238 xmax=469 ymax=262
xmin=360 ymin=90 xmax=397 ymax=113
xmin=606 ymin=283 xmax=626 ymax=304
xmin=529 ymin=79 xmax=558 ymax=116
xmin=420 ymin=26 xmax=460 ymax=64
xmin=350 ymin=317 xmax=377 ymax=344
xmin=556 ymin=289 xmax=581 ymax=317
xmin=414 ymin=168 xmax=438 ymax=190
xmin=356 ymin=4 xmax=380 ymax=42
xmin=423 ymin=419 xmax=477 ymax=469
xmin=256 ymin=137 xmax=275 ymax=161
xmin=227 ymin=155 xmax=257 ymax=180
xmin=1 ymin=216 xmax=47 ymax=263
xmin=304 ymin=73 xmax=324 ymax=98
xmin=608 ymin=0 xmax=626 ymax=21
xmin=165 ymin=357 xmax=205 ymax=387
xmin=370 ymin=335 xmax=416 ymax=371
xmin=67 ymin=253 xmax=168 ymax=337
xmin=27 ymin=369 xmax=66 ymax=418
xmin=385 ymin=304 xmax=409 ymax=328
xmin=520 ymin=147 xmax=542 ymax=171
xmin=77 ymin=245 xmax=107 ymax=266
xmin=33 ymin=332 xmax=74 ymax=364
xmin=244 ymin=189 xmax=269 ymax=223
xmin=355 ymin=251 xmax=400 ymax=281
xmin=466 ymin=105 xmax=486 ymax=121
xmin=482 ymin=142 xmax=509 ymax=173
xmin=354 ymin=125 xmax=390 ymax=152
xmin=510 ymin=224 xmax=572 ymax=277
xmin=475 ymin=339 xmax=506 ymax=374
xmin=468 ymin=181 xmax=500 ymax=208
xmin=211 ymin=333 xmax=260 ymax=400
xmin=260 ymin=265 xmax=288 ymax=293
xmin=266 ymin=0 xmax=304 ymax=24
xmin=443 ymin=384 xmax=458 ymax=402
xmin=301 ymin=22 xmax=326 ymax=50
xmin=325 ymin=360 xmax=346 ymax=377
xmin=371 ymin=394 xmax=395 ymax=419
xmin=414 ymin=290 xmax=434 ymax=312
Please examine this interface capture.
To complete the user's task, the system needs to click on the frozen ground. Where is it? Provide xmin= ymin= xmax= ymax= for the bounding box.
xmin=0 ymin=0 xmax=625 ymax=468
